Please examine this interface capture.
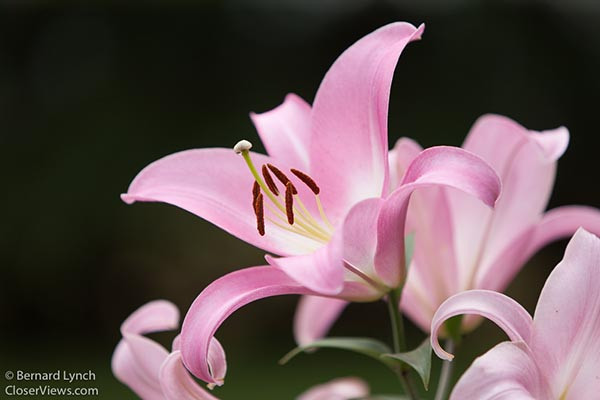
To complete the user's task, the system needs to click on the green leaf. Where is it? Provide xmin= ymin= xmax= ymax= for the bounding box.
xmin=382 ymin=338 xmax=432 ymax=390
xmin=279 ymin=337 xmax=397 ymax=369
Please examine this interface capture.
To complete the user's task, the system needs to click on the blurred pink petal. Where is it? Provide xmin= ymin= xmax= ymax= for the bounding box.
xmin=402 ymin=187 xmax=457 ymax=331
xmin=431 ymin=228 xmax=600 ymax=399
xmin=112 ymin=339 xmax=165 ymax=400
xmin=297 ymin=377 xmax=369 ymax=400
xmin=525 ymin=205 xmax=600 ymax=263
xmin=401 ymin=114 xmax=600 ymax=334
xmin=160 ymin=352 xmax=219 ymax=400
xmin=453 ymin=115 xmax=568 ymax=279
xmin=388 ymin=137 xmax=423 ymax=191
xmin=250 ymin=93 xmax=312 ymax=170
xmin=113 ymin=301 xmax=221 ymax=400
xmin=113 ymin=300 xmax=180 ymax=399
xmin=450 ymin=342 xmax=548 ymax=400
xmin=293 ymin=296 xmax=349 ymax=346
xmin=121 ymin=299 xmax=180 ymax=336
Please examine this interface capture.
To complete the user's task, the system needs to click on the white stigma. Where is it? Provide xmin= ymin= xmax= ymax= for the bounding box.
xmin=233 ymin=140 xmax=253 ymax=154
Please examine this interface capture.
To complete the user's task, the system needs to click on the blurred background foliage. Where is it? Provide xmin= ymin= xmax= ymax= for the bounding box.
xmin=1 ymin=0 xmax=599 ymax=398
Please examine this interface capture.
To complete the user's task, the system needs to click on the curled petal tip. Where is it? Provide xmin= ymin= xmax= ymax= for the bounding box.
xmin=233 ymin=140 xmax=252 ymax=154
xmin=430 ymin=335 xmax=455 ymax=361
xmin=120 ymin=193 xmax=136 ymax=204
xmin=414 ymin=23 xmax=425 ymax=39
xmin=442 ymin=352 xmax=455 ymax=362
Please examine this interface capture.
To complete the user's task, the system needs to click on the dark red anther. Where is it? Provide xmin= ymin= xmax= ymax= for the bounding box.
xmin=290 ymin=168 xmax=320 ymax=195
xmin=254 ymin=193 xmax=265 ymax=236
xmin=268 ymin=164 xmax=297 ymax=194
xmin=285 ymin=182 xmax=294 ymax=225
xmin=252 ymin=181 xmax=261 ymax=202
xmin=261 ymin=165 xmax=280 ymax=196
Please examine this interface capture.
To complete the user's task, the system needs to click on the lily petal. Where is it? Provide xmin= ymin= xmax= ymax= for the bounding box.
xmin=297 ymin=377 xmax=369 ymax=400
xmin=342 ymin=198 xmax=385 ymax=280
xmin=450 ymin=115 xmax=569 ymax=288
xmin=530 ymin=228 xmax=600 ymax=398
xmin=250 ymin=93 xmax=312 ymax=170
xmin=113 ymin=300 xmax=180 ymax=399
xmin=477 ymin=205 xmax=600 ymax=296
xmin=473 ymin=224 xmax=535 ymax=297
xmin=476 ymin=206 xmax=600 ymax=291
xmin=388 ymin=137 xmax=423 ymax=192
xmin=293 ymin=296 xmax=349 ymax=346
xmin=431 ymin=290 xmax=533 ymax=361
xmin=450 ymin=341 xmax=546 ymax=400
xmin=122 ymin=148 xmax=317 ymax=256
xmin=309 ymin=22 xmax=424 ymax=220
xmin=266 ymin=229 xmax=345 ymax=295
xmin=206 ymin=338 xmax=227 ymax=387
xmin=121 ymin=299 xmax=180 ymax=336
xmin=403 ymin=187 xmax=459 ymax=325
xmin=160 ymin=351 xmax=219 ymax=400
xmin=527 ymin=205 xmax=600 ymax=261
xmin=112 ymin=338 xmax=166 ymax=400
xmin=375 ymin=146 xmax=501 ymax=288
xmin=181 ymin=266 xmax=313 ymax=383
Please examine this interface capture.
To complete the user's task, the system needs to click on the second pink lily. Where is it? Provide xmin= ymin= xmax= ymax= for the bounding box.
xmin=296 ymin=114 xmax=600 ymax=345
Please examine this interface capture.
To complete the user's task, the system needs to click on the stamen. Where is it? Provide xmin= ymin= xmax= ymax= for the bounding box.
xmin=234 ymin=142 xmax=331 ymax=242
xmin=252 ymin=181 xmax=261 ymax=202
xmin=290 ymin=168 xmax=320 ymax=195
xmin=285 ymin=183 xmax=294 ymax=225
xmin=261 ymin=165 xmax=280 ymax=196
xmin=233 ymin=140 xmax=252 ymax=154
xmin=254 ymin=193 xmax=265 ymax=236
xmin=267 ymin=164 xmax=297 ymax=194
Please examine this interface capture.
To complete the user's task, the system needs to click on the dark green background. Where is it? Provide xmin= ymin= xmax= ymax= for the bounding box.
xmin=1 ymin=1 xmax=599 ymax=398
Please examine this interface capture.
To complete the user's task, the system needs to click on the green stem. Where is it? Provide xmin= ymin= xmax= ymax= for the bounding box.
xmin=434 ymin=340 xmax=454 ymax=400
xmin=387 ymin=289 xmax=419 ymax=400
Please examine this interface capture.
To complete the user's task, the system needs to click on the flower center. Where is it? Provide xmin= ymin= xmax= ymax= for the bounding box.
xmin=234 ymin=140 xmax=333 ymax=244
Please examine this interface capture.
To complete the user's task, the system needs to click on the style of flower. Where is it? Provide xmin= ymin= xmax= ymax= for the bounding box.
xmin=430 ymin=228 xmax=600 ymax=399
xmin=122 ymin=22 xmax=502 ymax=384
xmin=113 ymin=301 xmax=368 ymax=400
xmin=295 ymin=114 xmax=600 ymax=345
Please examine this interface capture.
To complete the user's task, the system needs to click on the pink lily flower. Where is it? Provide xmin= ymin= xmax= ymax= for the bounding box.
xmin=295 ymin=114 xmax=600 ymax=344
xmin=122 ymin=22 xmax=502 ymax=383
xmin=112 ymin=300 xmax=226 ymax=400
xmin=430 ymin=228 xmax=600 ymax=399
xmin=297 ymin=377 xmax=369 ymax=400
xmin=113 ymin=301 xmax=368 ymax=400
